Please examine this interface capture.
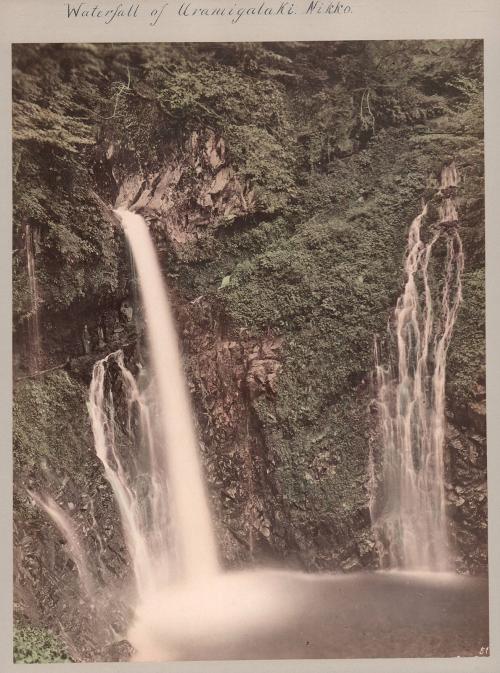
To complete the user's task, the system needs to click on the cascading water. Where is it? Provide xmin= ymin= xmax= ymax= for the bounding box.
xmin=28 ymin=208 xmax=289 ymax=661
xmin=114 ymin=208 xmax=219 ymax=581
xmin=369 ymin=163 xmax=464 ymax=571
xmin=105 ymin=210 xmax=287 ymax=659
xmin=27 ymin=490 xmax=95 ymax=596
xmin=88 ymin=350 xmax=173 ymax=600
xmin=28 ymin=207 xmax=219 ymax=620
xmin=25 ymin=223 xmax=42 ymax=373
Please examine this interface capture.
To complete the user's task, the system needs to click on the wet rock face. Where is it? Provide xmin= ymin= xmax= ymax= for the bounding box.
xmin=178 ymin=297 xmax=284 ymax=565
xmin=113 ymin=130 xmax=255 ymax=261
xmin=15 ymin=301 xmax=138 ymax=379
xmin=180 ymin=297 xmax=376 ymax=572
xmin=14 ymin=455 xmax=132 ymax=661
xmin=446 ymin=396 xmax=488 ymax=574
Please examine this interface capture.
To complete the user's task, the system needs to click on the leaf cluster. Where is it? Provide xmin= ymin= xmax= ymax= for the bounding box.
xmin=13 ymin=625 xmax=71 ymax=663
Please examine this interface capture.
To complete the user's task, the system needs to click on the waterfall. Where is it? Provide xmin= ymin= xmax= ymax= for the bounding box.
xmin=29 ymin=207 xmax=291 ymax=661
xmin=439 ymin=162 xmax=459 ymax=191
xmin=88 ymin=350 xmax=172 ymax=600
xmin=369 ymin=163 xmax=464 ymax=571
xmin=114 ymin=208 xmax=219 ymax=581
xmin=27 ymin=490 xmax=95 ymax=595
xmin=25 ymin=223 xmax=42 ymax=373
xmin=29 ymin=209 xmax=218 ymax=601
xmin=27 ymin=209 xmax=220 ymax=647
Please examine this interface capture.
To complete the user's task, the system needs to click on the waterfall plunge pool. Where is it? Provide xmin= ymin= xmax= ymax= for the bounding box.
xmin=127 ymin=569 xmax=489 ymax=661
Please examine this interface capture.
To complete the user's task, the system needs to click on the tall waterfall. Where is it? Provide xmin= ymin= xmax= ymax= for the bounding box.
xmin=29 ymin=208 xmax=220 ymax=591
xmin=369 ymin=163 xmax=464 ymax=571
xmin=29 ymin=207 xmax=290 ymax=661
xmin=25 ymin=223 xmax=41 ymax=373
xmin=114 ymin=208 xmax=219 ymax=581
xmin=28 ymin=208 xmax=220 ymax=649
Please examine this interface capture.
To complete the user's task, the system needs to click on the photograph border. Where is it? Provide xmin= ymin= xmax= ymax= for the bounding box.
xmin=1 ymin=1 xmax=499 ymax=672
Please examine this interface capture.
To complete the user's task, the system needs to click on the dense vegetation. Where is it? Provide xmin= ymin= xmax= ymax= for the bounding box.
xmin=13 ymin=41 xmax=482 ymax=320
xmin=14 ymin=624 xmax=71 ymax=663
xmin=12 ymin=41 xmax=486 ymax=660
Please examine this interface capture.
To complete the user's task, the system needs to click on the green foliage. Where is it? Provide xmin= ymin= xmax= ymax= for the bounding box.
xmin=448 ymin=268 xmax=486 ymax=405
xmin=13 ymin=371 xmax=89 ymax=467
xmin=13 ymin=625 xmax=71 ymax=663
xmin=225 ymin=124 xmax=297 ymax=212
xmin=13 ymin=101 xmax=93 ymax=152
xmin=224 ymin=208 xmax=399 ymax=391
xmin=12 ymin=45 xmax=126 ymax=319
xmin=446 ymin=75 xmax=484 ymax=137
xmin=12 ymin=40 xmax=484 ymax=324
xmin=259 ymin=393 xmax=371 ymax=542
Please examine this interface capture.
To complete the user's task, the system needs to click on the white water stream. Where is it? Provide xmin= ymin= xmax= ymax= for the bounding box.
xmin=87 ymin=350 xmax=172 ymax=600
xmin=25 ymin=223 xmax=41 ymax=373
xmin=27 ymin=490 xmax=95 ymax=595
xmin=369 ymin=163 xmax=464 ymax=570
xmin=114 ymin=208 xmax=218 ymax=582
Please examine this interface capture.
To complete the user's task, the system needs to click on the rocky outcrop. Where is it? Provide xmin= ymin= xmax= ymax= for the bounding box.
xmin=180 ymin=297 xmax=283 ymax=564
xmin=446 ymin=380 xmax=488 ymax=574
xmin=15 ymin=128 xmax=257 ymax=374
xmin=112 ymin=130 xmax=256 ymax=261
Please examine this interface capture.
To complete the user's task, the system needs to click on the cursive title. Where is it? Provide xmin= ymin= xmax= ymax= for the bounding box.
xmin=65 ymin=1 xmax=352 ymax=26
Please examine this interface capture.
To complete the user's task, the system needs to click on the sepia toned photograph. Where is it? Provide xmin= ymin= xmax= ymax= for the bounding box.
xmin=12 ymin=40 xmax=487 ymax=663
